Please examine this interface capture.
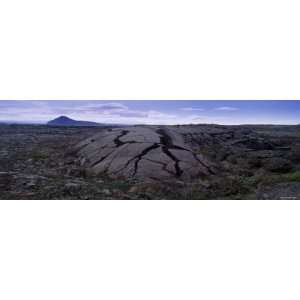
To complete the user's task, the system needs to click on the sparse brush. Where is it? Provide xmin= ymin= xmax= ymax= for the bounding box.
xmin=281 ymin=171 xmax=300 ymax=182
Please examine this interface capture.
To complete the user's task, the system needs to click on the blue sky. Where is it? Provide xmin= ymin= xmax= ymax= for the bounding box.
xmin=0 ymin=100 xmax=300 ymax=125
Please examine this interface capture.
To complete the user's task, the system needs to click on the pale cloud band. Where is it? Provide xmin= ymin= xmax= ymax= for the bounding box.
xmin=181 ymin=107 xmax=205 ymax=112
xmin=215 ymin=106 xmax=239 ymax=111
xmin=0 ymin=101 xmax=299 ymax=125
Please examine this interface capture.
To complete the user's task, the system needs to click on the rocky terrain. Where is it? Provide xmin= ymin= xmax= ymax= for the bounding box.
xmin=0 ymin=124 xmax=300 ymax=199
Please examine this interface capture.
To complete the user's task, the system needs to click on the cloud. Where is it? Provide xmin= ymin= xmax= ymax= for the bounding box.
xmin=46 ymin=102 xmax=178 ymax=125
xmin=4 ymin=101 xmax=297 ymax=125
xmin=117 ymin=110 xmax=148 ymax=118
xmin=215 ymin=106 xmax=239 ymax=111
xmin=0 ymin=101 xmax=216 ymax=125
xmin=72 ymin=103 xmax=150 ymax=119
xmin=181 ymin=107 xmax=205 ymax=112
xmin=0 ymin=101 xmax=57 ymax=122
xmin=93 ymin=103 xmax=127 ymax=110
xmin=74 ymin=102 xmax=128 ymax=112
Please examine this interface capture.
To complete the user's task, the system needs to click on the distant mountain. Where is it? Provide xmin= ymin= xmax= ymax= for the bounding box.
xmin=47 ymin=116 xmax=106 ymax=127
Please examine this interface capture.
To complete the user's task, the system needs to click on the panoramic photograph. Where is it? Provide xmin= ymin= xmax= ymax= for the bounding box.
xmin=0 ymin=100 xmax=300 ymax=200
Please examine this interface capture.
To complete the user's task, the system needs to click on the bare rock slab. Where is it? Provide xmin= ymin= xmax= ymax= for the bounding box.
xmin=74 ymin=126 xmax=215 ymax=181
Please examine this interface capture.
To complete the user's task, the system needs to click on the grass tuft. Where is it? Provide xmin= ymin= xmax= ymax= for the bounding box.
xmin=281 ymin=171 xmax=300 ymax=182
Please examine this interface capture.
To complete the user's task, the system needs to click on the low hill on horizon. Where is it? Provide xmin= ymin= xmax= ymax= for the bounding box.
xmin=47 ymin=116 xmax=110 ymax=127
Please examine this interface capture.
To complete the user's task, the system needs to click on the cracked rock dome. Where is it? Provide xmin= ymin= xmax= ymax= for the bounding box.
xmin=74 ymin=126 xmax=215 ymax=181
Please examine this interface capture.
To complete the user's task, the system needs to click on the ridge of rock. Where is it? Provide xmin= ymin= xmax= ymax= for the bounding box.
xmin=74 ymin=126 xmax=215 ymax=181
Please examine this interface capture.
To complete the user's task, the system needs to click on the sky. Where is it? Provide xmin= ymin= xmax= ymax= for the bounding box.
xmin=0 ymin=100 xmax=300 ymax=125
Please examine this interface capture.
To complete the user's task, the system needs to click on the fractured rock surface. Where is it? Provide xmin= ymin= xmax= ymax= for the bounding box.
xmin=1 ymin=123 xmax=300 ymax=199
xmin=75 ymin=126 xmax=216 ymax=181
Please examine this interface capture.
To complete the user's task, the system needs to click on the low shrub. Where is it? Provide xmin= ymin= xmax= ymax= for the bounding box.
xmin=281 ymin=171 xmax=300 ymax=182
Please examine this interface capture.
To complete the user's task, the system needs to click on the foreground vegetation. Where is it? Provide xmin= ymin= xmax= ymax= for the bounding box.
xmin=0 ymin=124 xmax=300 ymax=199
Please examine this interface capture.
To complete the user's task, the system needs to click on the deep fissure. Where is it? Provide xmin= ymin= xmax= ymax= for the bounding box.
xmin=114 ymin=130 xmax=129 ymax=147
xmin=132 ymin=143 xmax=160 ymax=176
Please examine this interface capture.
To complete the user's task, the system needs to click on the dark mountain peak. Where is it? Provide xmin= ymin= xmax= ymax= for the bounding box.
xmin=47 ymin=116 xmax=100 ymax=127
xmin=49 ymin=116 xmax=74 ymax=123
xmin=55 ymin=116 xmax=71 ymax=121
xmin=47 ymin=116 xmax=129 ymax=127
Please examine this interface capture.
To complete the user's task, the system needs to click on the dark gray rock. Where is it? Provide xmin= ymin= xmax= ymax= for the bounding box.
xmin=75 ymin=126 xmax=216 ymax=181
xmin=64 ymin=182 xmax=81 ymax=194
xmin=264 ymin=158 xmax=292 ymax=173
xmin=256 ymin=182 xmax=300 ymax=200
xmin=290 ymin=144 xmax=300 ymax=162
xmin=0 ymin=172 xmax=15 ymax=189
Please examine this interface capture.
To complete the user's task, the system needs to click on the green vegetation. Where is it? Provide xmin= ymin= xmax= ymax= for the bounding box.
xmin=281 ymin=171 xmax=300 ymax=182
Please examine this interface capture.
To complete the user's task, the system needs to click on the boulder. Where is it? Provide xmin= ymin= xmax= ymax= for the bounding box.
xmin=64 ymin=182 xmax=81 ymax=194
